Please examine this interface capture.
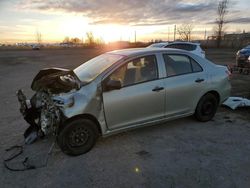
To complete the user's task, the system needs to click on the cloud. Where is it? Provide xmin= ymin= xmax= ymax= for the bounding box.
xmin=17 ymin=0 xmax=249 ymax=26
xmin=175 ymin=1 xmax=217 ymax=12
xmin=16 ymin=0 xmax=217 ymax=25
xmin=228 ymin=17 xmax=250 ymax=24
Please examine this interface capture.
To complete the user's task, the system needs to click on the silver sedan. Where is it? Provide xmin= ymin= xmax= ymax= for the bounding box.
xmin=17 ymin=48 xmax=231 ymax=155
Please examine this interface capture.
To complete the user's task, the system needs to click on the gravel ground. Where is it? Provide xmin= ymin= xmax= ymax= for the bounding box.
xmin=0 ymin=48 xmax=249 ymax=188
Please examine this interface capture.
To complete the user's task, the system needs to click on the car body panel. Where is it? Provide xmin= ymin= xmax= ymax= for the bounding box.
xmin=163 ymin=72 xmax=208 ymax=116
xmin=103 ymin=79 xmax=166 ymax=130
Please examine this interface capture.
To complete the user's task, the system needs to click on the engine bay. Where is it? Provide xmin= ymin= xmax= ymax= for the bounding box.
xmin=17 ymin=68 xmax=80 ymax=144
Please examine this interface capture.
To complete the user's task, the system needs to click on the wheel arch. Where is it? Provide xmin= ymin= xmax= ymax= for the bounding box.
xmin=197 ymin=90 xmax=220 ymax=108
xmin=205 ymin=90 xmax=220 ymax=104
xmin=59 ymin=114 xmax=102 ymax=136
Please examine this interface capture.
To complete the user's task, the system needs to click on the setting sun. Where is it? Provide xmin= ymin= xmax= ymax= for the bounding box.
xmin=93 ymin=24 xmax=134 ymax=43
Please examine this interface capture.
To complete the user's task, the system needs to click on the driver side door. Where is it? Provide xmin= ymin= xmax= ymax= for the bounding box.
xmin=102 ymin=55 xmax=165 ymax=130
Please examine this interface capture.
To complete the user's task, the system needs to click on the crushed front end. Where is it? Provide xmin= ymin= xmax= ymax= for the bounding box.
xmin=17 ymin=68 xmax=80 ymax=144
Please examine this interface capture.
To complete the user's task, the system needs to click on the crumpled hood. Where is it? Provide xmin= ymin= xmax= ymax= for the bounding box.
xmin=31 ymin=68 xmax=80 ymax=94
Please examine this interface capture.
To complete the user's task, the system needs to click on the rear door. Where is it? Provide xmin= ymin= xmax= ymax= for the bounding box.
xmin=161 ymin=53 xmax=207 ymax=117
xmin=102 ymin=55 xmax=166 ymax=130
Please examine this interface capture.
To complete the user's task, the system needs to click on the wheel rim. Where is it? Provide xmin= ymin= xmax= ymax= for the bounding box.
xmin=68 ymin=127 xmax=89 ymax=147
xmin=201 ymin=100 xmax=214 ymax=116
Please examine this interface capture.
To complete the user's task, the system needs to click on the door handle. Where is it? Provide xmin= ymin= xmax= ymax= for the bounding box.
xmin=195 ymin=78 xmax=205 ymax=83
xmin=152 ymin=86 xmax=164 ymax=92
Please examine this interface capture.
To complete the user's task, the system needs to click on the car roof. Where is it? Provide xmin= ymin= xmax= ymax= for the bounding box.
xmin=107 ymin=48 xmax=187 ymax=57
xmin=168 ymin=41 xmax=200 ymax=46
xmin=150 ymin=42 xmax=168 ymax=45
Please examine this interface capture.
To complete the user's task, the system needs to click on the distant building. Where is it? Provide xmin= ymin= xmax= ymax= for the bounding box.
xmin=224 ymin=32 xmax=250 ymax=42
xmin=205 ymin=32 xmax=250 ymax=48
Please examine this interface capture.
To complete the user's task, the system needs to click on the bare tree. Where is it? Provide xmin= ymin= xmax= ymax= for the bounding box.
xmin=63 ymin=36 xmax=70 ymax=43
xmin=35 ymin=30 xmax=42 ymax=44
xmin=86 ymin=32 xmax=94 ymax=45
xmin=95 ymin=37 xmax=105 ymax=45
xmin=214 ymin=0 xmax=229 ymax=48
xmin=177 ymin=24 xmax=194 ymax=41
xmin=70 ymin=37 xmax=81 ymax=44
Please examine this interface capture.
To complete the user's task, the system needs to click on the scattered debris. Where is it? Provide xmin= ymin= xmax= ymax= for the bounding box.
xmin=3 ymin=141 xmax=55 ymax=171
xmin=223 ymin=97 xmax=250 ymax=110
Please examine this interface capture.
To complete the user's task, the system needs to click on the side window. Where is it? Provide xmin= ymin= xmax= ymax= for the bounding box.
xmin=163 ymin=54 xmax=202 ymax=77
xmin=191 ymin=59 xmax=203 ymax=72
xmin=108 ymin=55 xmax=158 ymax=87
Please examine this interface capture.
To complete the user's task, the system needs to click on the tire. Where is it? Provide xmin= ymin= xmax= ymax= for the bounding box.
xmin=195 ymin=93 xmax=218 ymax=122
xmin=57 ymin=119 xmax=98 ymax=156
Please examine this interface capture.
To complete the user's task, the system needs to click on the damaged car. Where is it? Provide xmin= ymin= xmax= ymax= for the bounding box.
xmin=17 ymin=48 xmax=231 ymax=156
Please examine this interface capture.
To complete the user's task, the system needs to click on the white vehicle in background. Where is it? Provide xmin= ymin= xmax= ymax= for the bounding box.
xmin=148 ymin=42 xmax=205 ymax=58
xmin=147 ymin=42 xmax=169 ymax=48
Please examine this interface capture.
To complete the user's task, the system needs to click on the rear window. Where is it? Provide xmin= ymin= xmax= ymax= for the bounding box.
xmin=165 ymin=43 xmax=197 ymax=51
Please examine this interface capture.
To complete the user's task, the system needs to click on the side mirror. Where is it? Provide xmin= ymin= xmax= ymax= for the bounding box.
xmin=105 ymin=79 xmax=122 ymax=91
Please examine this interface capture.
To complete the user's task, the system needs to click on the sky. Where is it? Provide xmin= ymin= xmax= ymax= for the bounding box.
xmin=0 ymin=0 xmax=249 ymax=43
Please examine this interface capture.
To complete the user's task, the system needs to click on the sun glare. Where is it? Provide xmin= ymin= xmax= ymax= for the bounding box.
xmin=58 ymin=17 xmax=135 ymax=43
xmin=93 ymin=24 xmax=134 ymax=43
xmin=59 ymin=16 xmax=89 ymax=39
xmin=58 ymin=16 xmax=143 ymax=43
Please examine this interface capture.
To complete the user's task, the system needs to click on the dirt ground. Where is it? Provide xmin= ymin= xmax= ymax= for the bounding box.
xmin=0 ymin=48 xmax=249 ymax=188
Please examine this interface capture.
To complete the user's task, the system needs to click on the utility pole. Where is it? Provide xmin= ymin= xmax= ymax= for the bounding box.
xmin=174 ymin=25 xmax=176 ymax=41
xmin=134 ymin=30 xmax=137 ymax=43
xmin=168 ymin=27 xmax=170 ymax=41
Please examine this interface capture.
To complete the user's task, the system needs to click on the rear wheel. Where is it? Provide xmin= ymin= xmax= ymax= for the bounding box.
xmin=57 ymin=119 xmax=98 ymax=156
xmin=195 ymin=93 xmax=218 ymax=122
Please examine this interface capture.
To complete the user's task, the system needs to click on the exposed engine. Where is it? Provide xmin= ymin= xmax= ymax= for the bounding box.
xmin=37 ymin=92 xmax=61 ymax=135
xmin=17 ymin=90 xmax=61 ymax=143
xmin=17 ymin=68 xmax=80 ymax=144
